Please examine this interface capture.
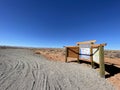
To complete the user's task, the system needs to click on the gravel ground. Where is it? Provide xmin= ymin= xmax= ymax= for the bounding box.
xmin=0 ymin=49 xmax=115 ymax=90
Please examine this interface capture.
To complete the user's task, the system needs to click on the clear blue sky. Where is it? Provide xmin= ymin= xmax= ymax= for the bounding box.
xmin=0 ymin=0 xmax=120 ymax=49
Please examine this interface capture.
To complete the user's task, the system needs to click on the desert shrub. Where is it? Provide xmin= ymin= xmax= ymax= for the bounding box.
xmin=35 ymin=51 xmax=41 ymax=54
xmin=0 ymin=46 xmax=7 ymax=49
xmin=114 ymin=53 xmax=120 ymax=58
xmin=105 ymin=50 xmax=120 ymax=58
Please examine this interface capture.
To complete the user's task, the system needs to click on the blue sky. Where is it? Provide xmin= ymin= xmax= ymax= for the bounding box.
xmin=0 ymin=0 xmax=120 ymax=49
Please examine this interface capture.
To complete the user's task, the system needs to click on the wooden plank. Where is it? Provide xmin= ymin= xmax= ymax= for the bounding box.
xmin=67 ymin=46 xmax=79 ymax=58
xmin=90 ymin=46 xmax=95 ymax=68
xmin=77 ymin=47 xmax=80 ymax=63
xmin=65 ymin=46 xmax=79 ymax=48
xmin=77 ymin=44 xmax=80 ymax=63
xmin=99 ymin=45 xmax=105 ymax=78
xmin=91 ymin=43 xmax=107 ymax=48
xmin=65 ymin=47 xmax=68 ymax=62
xmin=76 ymin=40 xmax=96 ymax=45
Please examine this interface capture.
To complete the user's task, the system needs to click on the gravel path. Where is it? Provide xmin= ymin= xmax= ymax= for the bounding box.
xmin=0 ymin=49 xmax=115 ymax=90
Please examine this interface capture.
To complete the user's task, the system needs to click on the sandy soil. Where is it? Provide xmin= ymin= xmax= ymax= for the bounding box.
xmin=35 ymin=48 xmax=120 ymax=90
xmin=0 ymin=48 xmax=115 ymax=90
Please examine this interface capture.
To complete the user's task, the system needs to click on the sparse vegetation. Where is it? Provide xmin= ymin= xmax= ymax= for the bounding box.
xmin=105 ymin=50 xmax=120 ymax=58
xmin=0 ymin=46 xmax=120 ymax=89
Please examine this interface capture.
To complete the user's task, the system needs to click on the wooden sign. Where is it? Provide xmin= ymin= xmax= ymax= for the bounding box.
xmin=67 ymin=46 xmax=79 ymax=58
xmin=65 ymin=41 xmax=107 ymax=78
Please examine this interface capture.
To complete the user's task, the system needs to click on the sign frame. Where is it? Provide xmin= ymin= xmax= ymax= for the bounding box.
xmin=65 ymin=40 xmax=107 ymax=78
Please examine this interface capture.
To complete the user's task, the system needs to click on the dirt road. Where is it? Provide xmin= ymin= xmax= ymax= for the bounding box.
xmin=0 ymin=49 xmax=115 ymax=90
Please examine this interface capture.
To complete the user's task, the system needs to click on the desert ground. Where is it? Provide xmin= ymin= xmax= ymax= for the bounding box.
xmin=35 ymin=48 xmax=120 ymax=90
xmin=0 ymin=46 xmax=118 ymax=90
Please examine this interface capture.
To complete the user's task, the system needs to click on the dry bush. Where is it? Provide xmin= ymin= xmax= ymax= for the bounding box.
xmin=35 ymin=51 xmax=41 ymax=54
xmin=35 ymin=49 xmax=120 ymax=62
xmin=105 ymin=50 xmax=120 ymax=58
xmin=34 ymin=48 xmax=65 ymax=62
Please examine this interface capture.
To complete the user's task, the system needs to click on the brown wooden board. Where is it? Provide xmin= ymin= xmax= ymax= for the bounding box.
xmin=67 ymin=46 xmax=79 ymax=58
xmin=76 ymin=40 xmax=96 ymax=45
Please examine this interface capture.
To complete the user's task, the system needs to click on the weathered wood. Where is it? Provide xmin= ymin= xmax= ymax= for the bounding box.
xmin=91 ymin=43 xmax=107 ymax=48
xmin=66 ymin=46 xmax=79 ymax=47
xmin=76 ymin=40 xmax=96 ymax=45
xmin=99 ymin=45 xmax=105 ymax=78
xmin=65 ymin=46 xmax=79 ymax=63
xmin=67 ymin=46 xmax=79 ymax=58
xmin=65 ymin=40 xmax=106 ymax=78
xmin=77 ymin=47 xmax=80 ymax=63
xmin=65 ymin=47 xmax=68 ymax=62
xmin=90 ymin=46 xmax=95 ymax=68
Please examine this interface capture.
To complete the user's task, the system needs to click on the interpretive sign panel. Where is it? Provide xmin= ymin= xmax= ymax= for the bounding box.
xmin=93 ymin=48 xmax=99 ymax=64
xmin=80 ymin=48 xmax=100 ymax=63
xmin=80 ymin=48 xmax=90 ymax=59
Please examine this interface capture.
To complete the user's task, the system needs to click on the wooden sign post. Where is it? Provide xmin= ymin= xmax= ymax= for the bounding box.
xmin=90 ymin=46 xmax=95 ymax=68
xmin=77 ymin=40 xmax=96 ymax=68
xmin=65 ymin=40 xmax=107 ymax=78
xmin=91 ymin=43 xmax=106 ymax=78
xmin=99 ymin=45 xmax=105 ymax=78
xmin=65 ymin=47 xmax=68 ymax=62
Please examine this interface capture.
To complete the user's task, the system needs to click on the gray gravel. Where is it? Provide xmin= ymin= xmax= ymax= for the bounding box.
xmin=0 ymin=49 xmax=115 ymax=90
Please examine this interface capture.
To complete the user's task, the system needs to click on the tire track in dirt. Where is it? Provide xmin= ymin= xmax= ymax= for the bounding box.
xmin=0 ymin=49 xmax=115 ymax=90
